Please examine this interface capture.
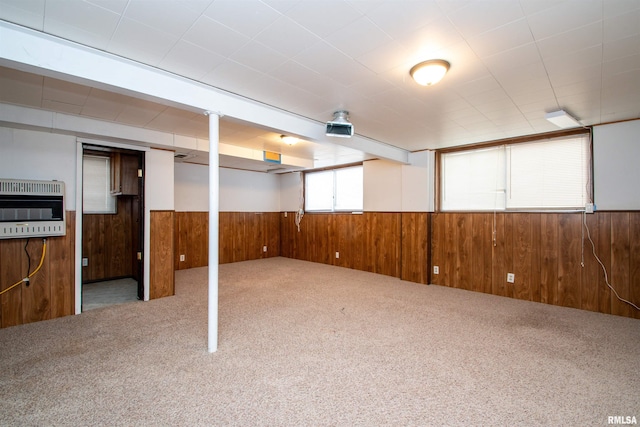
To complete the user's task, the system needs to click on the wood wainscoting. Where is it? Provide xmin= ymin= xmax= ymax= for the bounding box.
xmin=174 ymin=211 xmax=280 ymax=271
xmin=83 ymin=197 xmax=136 ymax=282
xmin=0 ymin=212 xmax=75 ymax=328
xmin=431 ymin=212 xmax=640 ymax=319
xmin=280 ymin=212 xmax=430 ymax=284
xmin=149 ymin=210 xmax=174 ymax=299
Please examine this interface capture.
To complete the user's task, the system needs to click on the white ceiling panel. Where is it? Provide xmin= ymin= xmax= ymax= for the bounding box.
xmin=182 ymin=15 xmax=250 ymax=58
xmin=526 ymin=1 xmax=603 ymax=40
xmin=285 ymin=0 xmax=361 ymax=38
xmin=0 ymin=0 xmax=638 ymax=172
xmin=108 ymin=18 xmax=179 ymax=66
xmin=0 ymin=0 xmax=45 ymax=30
xmin=125 ymin=0 xmax=201 ymax=37
xmin=204 ymin=0 xmax=280 ymax=38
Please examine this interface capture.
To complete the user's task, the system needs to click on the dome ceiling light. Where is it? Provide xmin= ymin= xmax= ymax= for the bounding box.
xmin=410 ymin=59 xmax=450 ymax=86
xmin=280 ymin=135 xmax=299 ymax=145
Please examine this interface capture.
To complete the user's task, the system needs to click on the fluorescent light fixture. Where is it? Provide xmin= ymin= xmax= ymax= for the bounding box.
xmin=545 ymin=110 xmax=581 ymax=128
xmin=410 ymin=59 xmax=450 ymax=86
xmin=280 ymin=135 xmax=299 ymax=146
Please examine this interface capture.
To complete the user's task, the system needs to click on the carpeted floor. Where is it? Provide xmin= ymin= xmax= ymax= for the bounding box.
xmin=0 ymin=257 xmax=638 ymax=426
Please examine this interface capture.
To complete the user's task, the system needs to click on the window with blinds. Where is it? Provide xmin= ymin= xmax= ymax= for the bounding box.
xmin=305 ymin=166 xmax=363 ymax=212
xmin=83 ymin=155 xmax=116 ymax=214
xmin=441 ymin=133 xmax=590 ymax=211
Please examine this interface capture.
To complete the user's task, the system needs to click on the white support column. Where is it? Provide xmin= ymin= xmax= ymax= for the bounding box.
xmin=207 ymin=112 xmax=220 ymax=353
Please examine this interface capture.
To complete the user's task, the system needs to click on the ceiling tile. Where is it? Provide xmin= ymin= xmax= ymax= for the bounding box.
xmin=0 ymin=66 xmax=43 ymax=107
xmin=204 ymin=0 xmax=281 ymax=38
xmin=115 ymin=99 xmax=168 ymax=127
xmin=603 ymin=0 xmax=640 ymax=19
xmin=81 ymin=88 xmax=129 ymax=120
xmin=536 ymin=21 xmax=603 ymax=59
xmin=467 ymin=18 xmax=535 ymax=58
xmin=603 ymin=9 xmax=640 ymax=42
xmin=355 ymin=40 xmax=410 ymax=74
xmin=0 ymin=0 xmax=45 ymax=30
xmin=324 ymin=16 xmax=392 ymax=58
xmin=124 ymin=0 xmax=201 ymax=37
xmin=182 ymin=15 xmax=251 ymax=58
xmin=86 ymin=0 xmax=128 ymax=14
xmin=253 ymin=15 xmax=322 ymax=57
xmin=285 ymin=0 xmax=361 ymax=38
xmin=446 ymin=1 xmax=524 ymax=39
xmin=603 ymin=34 xmax=640 ymax=62
xmin=108 ymin=17 xmax=179 ymax=66
xmin=229 ymin=41 xmax=289 ymax=73
xmin=42 ymin=78 xmax=91 ymax=106
xmin=44 ymin=0 xmax=121 ymax=40
xmin=526 ymin=1 xmax=603 ymax=40
xmin=160 ymin=40 xmax=226 ymax=80
xmin=365 ymin=1 xmax=444 ymax=39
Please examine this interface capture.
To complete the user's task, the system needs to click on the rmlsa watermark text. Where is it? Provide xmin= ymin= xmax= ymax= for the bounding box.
xmin=608 ymin=416 xmax=637 ymax=425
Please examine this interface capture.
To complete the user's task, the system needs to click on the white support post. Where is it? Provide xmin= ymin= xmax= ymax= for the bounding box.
xmin=207 ymin=112 xmax=220 ymax=353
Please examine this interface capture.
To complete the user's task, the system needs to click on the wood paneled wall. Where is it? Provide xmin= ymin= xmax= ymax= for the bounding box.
xmin=174 ymin=211 xmax=208 ymax=270
xmin=174 ymin=211 xmax=280 ymax=269
xmin=149 ymin=210 xmax=174 ymax=299
xmin=280 ymin=212 xmax=429 ymax=284
xmin=82 ymin=197 xmax=136 ymax=282
xmin=431 ymin=212 xmax=640 ymax=319
xmin=0 ymin=212 xmax=75 ymax=328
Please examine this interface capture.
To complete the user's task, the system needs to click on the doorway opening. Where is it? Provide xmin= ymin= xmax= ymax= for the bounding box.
xmin=81 ymin=145 xmax=145 ymax=311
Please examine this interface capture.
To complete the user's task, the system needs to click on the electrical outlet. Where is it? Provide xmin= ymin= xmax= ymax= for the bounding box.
xmin=335 ymin=251 xmax=340 ymax=259
xmin=284 ymin=212 xmax=288 ymax=217
xmin=507 ymin=273 xmax=515 ymax=283
xmin=180 ymin=254 xmax=185 ymax=262
xmin=585 ymin=203 xmax=594 ymax=214
xmin=263 ymin=246 xmax=267 ymax=252
xmin=82 ymin=257 xmax=88 ymax=267
xmin=433 ymin=265 xmax=439 ymax=275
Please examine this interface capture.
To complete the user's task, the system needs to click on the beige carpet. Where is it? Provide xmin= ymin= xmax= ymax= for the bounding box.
xmin=0 ymin=257 xmax=638 ymax=426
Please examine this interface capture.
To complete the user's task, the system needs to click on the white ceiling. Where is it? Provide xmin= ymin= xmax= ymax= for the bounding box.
xmin=1 ymin=0 xmax=639 ymax=170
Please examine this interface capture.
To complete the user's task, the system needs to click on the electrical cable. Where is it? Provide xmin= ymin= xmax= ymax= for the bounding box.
xmin=24 ymin=238 xmax=32 ymax=285
xmin=0 ymin=239 xmax=47 ymax=296
xmin=582 ymin=213 xmax=639 ymax=311
xmin=295 ymin=172 xmax=304 ymax=232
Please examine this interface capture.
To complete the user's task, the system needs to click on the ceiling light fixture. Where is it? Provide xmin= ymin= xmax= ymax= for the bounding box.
xmin=410 ymin=59 xmax=450 ymax=86
xmin=280 ymin=135 xmax=299 ymax=146
xmin=545 ymin=109 xmax=581 ymax=129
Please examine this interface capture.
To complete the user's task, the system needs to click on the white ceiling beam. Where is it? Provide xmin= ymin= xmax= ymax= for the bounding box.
xmin=0 ymin=21 xmax=409 ymax=164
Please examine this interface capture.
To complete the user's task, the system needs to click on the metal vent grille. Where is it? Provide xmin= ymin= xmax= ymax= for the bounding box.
xmin=0 ymin=179 xmax=66 ymax=239
xmin=0 ymin=179 xmax=64 ymax=196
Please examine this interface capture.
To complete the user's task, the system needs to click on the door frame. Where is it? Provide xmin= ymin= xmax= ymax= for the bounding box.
xmin=74 ymin=139 xmax=149 ymax=314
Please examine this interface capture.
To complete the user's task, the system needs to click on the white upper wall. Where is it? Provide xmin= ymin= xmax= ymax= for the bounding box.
xmin=174 ymin=162 xmax=209 ymax=212
xmin=279 ymin=171 xmax=303 ymax=212
xmin=220 ymin=168 xmax=280 ymax=212
xmin=363 ymin=151 xmax=435 ymax=212
xmin=593 ymin=120 xmax=640 ymax=210
xmin=175 ymin=162 xmax=280 ymax=212
xmin=145 ymin=149 xmax=174 ymax=211
xmin=0 ymin=127 xmax=77 ymax=209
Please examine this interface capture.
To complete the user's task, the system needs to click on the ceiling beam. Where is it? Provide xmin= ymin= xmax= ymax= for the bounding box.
xmin=0 ymin=21 xmax=409 ymax=164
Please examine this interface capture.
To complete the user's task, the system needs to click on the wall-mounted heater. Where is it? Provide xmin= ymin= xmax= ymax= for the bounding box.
xmin=0 ymin=179 xmax=66 ymax=239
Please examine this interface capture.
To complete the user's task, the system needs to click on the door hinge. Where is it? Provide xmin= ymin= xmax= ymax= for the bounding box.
xmin=137 ymin=169 xmax=143 ymax=178
xmin=137 ymin=251 xmax=142 ymax=261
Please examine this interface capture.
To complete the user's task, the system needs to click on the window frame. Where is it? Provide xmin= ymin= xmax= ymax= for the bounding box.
xmin=303 ymin=164 xmax=364 ymax=213
xmin=82 ymin=153 xmax=117 ymax=214
xmin=436 ymin=129 xmax=592 ymax=213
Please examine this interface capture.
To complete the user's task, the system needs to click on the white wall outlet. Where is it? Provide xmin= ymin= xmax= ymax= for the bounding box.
xmin=585 ymin=203 xmax=594 ymax=214
xmin=335 ymin=251 xmax=340 ymax=259
xmin=433 ymin=265 xmax=439 ymax=275
xmin=507 ymin=273 xmax=515 ymax=283
xmin=263 ymin=246 xmax=267 ymax=252
xmin=180 ymin=254 xmax=185 ymax=262
xmin=82 ymin=257 xmax=88 ymax=267
xmin=284 ymin=212 xmax=288 ymax=217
